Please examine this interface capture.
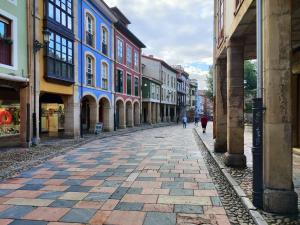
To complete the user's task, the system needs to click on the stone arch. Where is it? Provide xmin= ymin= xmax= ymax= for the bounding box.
xmin=116 ymin=98 xmax=125 ymax=129
xmin=99 ymin=96 xmax=112 ymax=132
xmin=81 ymin=94 xmax=98 ymax=133
xmin=125 ymin=100 xmax=133 ymax=128
xmin=133 ymin=101 xmax=140 ymax=126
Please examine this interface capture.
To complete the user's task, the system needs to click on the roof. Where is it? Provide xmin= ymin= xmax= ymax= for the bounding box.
xmin=91 ymin=0 xmax=118 ymax=23
xmin=114 ymin=22 xmax=146 ymax=48
xmin=142 ymin=55 xmax=178 ymax=74
xmin=110 ymin=7 xmax=131 ymax=25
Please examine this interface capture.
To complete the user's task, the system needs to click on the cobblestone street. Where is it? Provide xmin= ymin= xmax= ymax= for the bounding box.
xmin=0 ymin=125 xmax=231 ymax=225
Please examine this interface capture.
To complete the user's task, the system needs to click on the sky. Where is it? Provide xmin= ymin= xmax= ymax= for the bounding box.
xmin=105 ymin=0 xmax=214 ymax=90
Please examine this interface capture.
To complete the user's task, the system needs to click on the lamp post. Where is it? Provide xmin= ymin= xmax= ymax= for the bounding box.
xmin=32 ymin=10 xmax=51 ymax=145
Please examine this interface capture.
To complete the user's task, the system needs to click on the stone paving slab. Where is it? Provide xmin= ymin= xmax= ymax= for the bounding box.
xmin=0 ymin=125 xmax=231 ymax=224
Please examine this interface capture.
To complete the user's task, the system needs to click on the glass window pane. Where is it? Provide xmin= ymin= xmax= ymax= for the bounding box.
xmin=67 ymin=16 xmax=72 ymax=30
xmin=48 ymin=3 xmax=54 ymax=18
xmin=55 ymin=0 xmax=61 ymax=7
xmin=61 ymin=12 xmax=66 ymax=26
xmin=55 ymin=7 xmax=61 ymax=23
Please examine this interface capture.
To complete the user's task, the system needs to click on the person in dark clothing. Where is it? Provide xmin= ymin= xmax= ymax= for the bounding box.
xmin=194 ymin=116 xmax=199 ymax=127
xmin=200 ymin=115 xmax=208 ymax=133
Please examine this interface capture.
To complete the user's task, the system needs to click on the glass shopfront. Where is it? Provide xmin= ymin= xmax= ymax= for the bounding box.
xmin=41 ymin=103 xmax=65 ymax=134
xmin=0 ymin=101 xmax=20 ymax=137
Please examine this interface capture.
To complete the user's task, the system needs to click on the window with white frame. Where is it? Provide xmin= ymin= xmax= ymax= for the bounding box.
xmin=48 ymin=0 xmax=73 ymax=30
xmin=126 ymin=45 xmax=132 ymax=68
xmin=86 ymin=55 xmax=94 ymax=86
xmin=134 ymin=51 xmax=139 ymax=71
xmin=85 ymin=13 xmax=94 ymax=47
xmin=101 ymin=62 xmax=108 ymax=90
xmin=101 ymin=26 xmax=108 ymax=55
xmin=117 ymin=38 xmax=123 ymax=63
xmin=0 ymin=15 xmax=12 ymax=66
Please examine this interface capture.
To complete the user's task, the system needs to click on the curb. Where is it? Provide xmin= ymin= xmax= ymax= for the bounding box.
xmin=194 ymin=128 xmax=268 ymax=225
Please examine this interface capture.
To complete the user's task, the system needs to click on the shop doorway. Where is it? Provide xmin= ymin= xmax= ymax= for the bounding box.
xmin=40 ymin=94 xmax=65 ymax=137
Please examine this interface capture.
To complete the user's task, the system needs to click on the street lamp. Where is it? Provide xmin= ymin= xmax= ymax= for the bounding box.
xmin=33 ymin=29 xmax=51 ymax=52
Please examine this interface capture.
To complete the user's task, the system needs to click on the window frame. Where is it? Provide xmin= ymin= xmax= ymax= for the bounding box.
xmin=101 ymin=61 xmax=109 ymax=90
xmin=101 ymin=25 xmax=109 ymax=56
xmin=126 ymin=44 xmax=132 ymax=68
xmin=85 ymin=54 xmax=95 ymax=87
xmin=134 ymin=77 xmax=139 ymax=96
xmin=84 ymin=10 xmax=96 ymax=48
xmin=47 ymin=0 xmax=73 ymax=31
xmin=116 ymin=69 xmax=124 ymax=93
xmin=116 ymin=38 xmax=123 ymax=63
xmin=126 ymin=73 xmax=132 ymax=95
xmin=134 ymin=50 xmax=139 ymax=71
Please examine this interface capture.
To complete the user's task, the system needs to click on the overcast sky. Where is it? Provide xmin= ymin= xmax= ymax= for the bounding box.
xmin=105 ymin=0 xmax=214 ymax=90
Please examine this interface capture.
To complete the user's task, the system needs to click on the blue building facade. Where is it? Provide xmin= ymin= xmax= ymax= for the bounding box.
xmin=77 ymin=0 xmax=117 ymax=132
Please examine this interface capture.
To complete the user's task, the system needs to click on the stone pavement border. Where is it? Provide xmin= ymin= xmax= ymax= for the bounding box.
xmin=194 ymin=128 xmax=268 ymax=225
xmin=0 ymin=123 xmax=175 ymax=181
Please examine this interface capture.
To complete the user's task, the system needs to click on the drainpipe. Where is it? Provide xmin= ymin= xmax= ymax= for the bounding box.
xmin=32 ymin=0 xmax=37 ymax=145
xmin=80 ymin=1 xmax=84 ymax=138
xmin=252 ymin=0 xmax=264 ymax=209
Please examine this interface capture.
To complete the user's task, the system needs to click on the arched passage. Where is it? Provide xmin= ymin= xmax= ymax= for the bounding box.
xmin=116 ymin=99 xmax=125 ymax=129
xmin=134 ymin=101 xmax=140 ymax=126
xmin=126 ymin=101 xmax=133 ymax=127
xmin=99 ymin=97 xmax=111 ymax=131
xmin=81 ymin=95 xmax=97 ymax=133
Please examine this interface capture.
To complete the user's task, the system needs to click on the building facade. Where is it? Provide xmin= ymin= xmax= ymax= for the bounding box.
xmin=187 ymin=79 xmax=198 ymax=121
xmin=213 ymin=0 xmax=299 ymax=213
xmin=142 ymin=55 xmax=177 ymax=123
xmin=77 ymin=0 xmax=117 ymax=133
xmin=0 ymin=0 xmax=29 ymax=147
xmin=175 ymin=66 xmax=189 ymax=119
xmin=111 ymin=7 xmax=145 ymax=129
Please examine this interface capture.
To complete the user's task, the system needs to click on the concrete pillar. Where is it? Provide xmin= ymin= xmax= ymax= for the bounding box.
xmin=89 ymin=100 xmax=98 ymax=133
xmin=157 ymin=103 xmax=161 ymax=123
xmin=262 ymin=0 xmax=298 ymax=214
xmin=19 ymin=87 xmax=29 ymax=147
xmin=64 ymin=95 xmax=80 ymax=138
xmin=147 ymin=102 xmax=152 ymax=124
xmin=167 ymin=105 xmax=171 ymax=122
xmin=163 ymin=104 xmax=166 ymax=122
xmin=224 ymin=39 xmax=246 ymax=168
xmin=214 ymin=59 xmax=227 ymax=152
xmin=126 ymin=103 xmax=134 ymax=127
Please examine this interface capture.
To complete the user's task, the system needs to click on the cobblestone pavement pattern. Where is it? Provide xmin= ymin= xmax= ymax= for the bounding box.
xmin=0 ymin=125 xmax=231 ymax=225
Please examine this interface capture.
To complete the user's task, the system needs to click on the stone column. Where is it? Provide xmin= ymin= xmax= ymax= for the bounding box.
xmin=156 ymin=103 xmax=161 ymax=123
xmin=126 ymin=104 xmax=134 ymax=128
xmin=163 ymin=104 xmax=167 ymax=122
xmin=147 ymin=102 xmax=152 ymax=124
xmin=19 ymin=87 xmax=29 ymax=147
xmin=167 ymin=105 xmax=171 ymax=122
xmin=119 ymin=103 xmax=126 ymax=129
xmin=214 ymin=59 xmax=227 ymax=152
xmin=89 ymin=100 xmax=99 ymax=133
xmin=263 ymin=0 xmax=298 ymax=214
xmin=64 ymin=95 xmax=80 ymax=138
xmin=224 ymin=39 xmax=246 ymax=168
xmin=152 ymin=103 xmax=157 ymax=124
xmin=174 ymin=105 xmax=177 ymax=122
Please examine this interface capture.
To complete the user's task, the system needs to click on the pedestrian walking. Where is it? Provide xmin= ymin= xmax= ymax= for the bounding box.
xmin=182 ymin=115 xmax=187 ymax=128
xmin=194 ymin=116 xmax=199 ymax=127
xmin=200 ymin=115 xmax=208 ymax=133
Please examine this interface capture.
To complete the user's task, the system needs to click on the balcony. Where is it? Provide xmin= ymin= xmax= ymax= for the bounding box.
xmin=86 ymin=32 xmax=94 ymax=47
xmin=102 ymin=43 xmax=108 ymax=55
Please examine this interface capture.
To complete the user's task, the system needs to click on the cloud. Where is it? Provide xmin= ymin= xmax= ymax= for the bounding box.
xmin=105 ymin=0 xmax=213 ymax=88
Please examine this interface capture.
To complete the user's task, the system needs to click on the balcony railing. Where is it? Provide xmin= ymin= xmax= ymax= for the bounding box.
xmin=86 ymin=32 xmax=94 ymax=47
xmin=102 ymin=43 xmax=108 ymax=55
xmin=86 ymin=72 xmax=93 ymax=86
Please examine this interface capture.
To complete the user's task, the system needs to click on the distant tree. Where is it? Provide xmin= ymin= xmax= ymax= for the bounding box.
xmin=204 ymin=66 xmax=213 ymax=101
xmin=244 ymin=60 xmax=257 ymax=113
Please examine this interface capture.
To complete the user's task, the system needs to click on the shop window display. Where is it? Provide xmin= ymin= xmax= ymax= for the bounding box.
xmin=0 ymin=100 xmax=20 ymax=137
xmin=41 ymin=103 xmax=65 ymax=134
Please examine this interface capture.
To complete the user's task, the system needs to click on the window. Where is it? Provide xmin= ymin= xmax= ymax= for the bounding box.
xmin=0 ymin=16 xmax=12 ymax=66
xmin=86 ymin=13 xmax=94 ymax=47
xmin=48 ymin=0 xmax=73 ymax=30
xmin=134 ymin=51 xmax=139 ymax=71
xmin=116 ymin=69 xmax=123 ymax=93
xmin=135 ymin=77 xmax=139 ymax=96
xmin=86 ymin=55 xmax=94 ymax=86
xmin=46 ymin=31 xmax=74 ymax=82
xmin=127 ymin=74 xmax=132 ymax=95
xmin=217 ymin=0 xmax=224 ymax=43
xmin=101 ymin=26 xmax=108 ymax=55
xmin=101 ymin=62 xmax=108 ymax=90
xmin=151 ymin=83 xmax=155 ymax=99
xmin=126 ymin=45 xmax=132 ymax=67
xmin=117 ymin=38 xmax=123 ymax=63
xmin=156 ymin=85 xmax=159 ymax=100
xmin=236 ymin=0 xmax=242 ymax=9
